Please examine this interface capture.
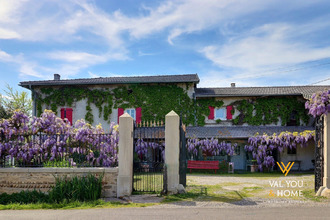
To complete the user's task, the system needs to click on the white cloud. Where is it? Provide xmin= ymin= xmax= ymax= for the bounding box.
xmin=0 ymin=0 xmax=329 ymax=84
xmin=47 ymin=51 xmax=108 ymax=63
xmin=0 ymin=28 xmax=20 ymax=39
xmin=0 ymin=0 xmax=317 ymax=44
xmin=19 ymin=62 xmax=43 ymax=78
xmin=200 ymin=22 xmax=330 ymax=83
xmin=0 ymin=49 xmax=12 ymax=61
xmin=0 ymin=49 xmax=43 ymax=78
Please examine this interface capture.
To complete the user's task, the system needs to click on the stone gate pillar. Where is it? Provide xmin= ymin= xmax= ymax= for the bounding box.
xmin=117 ymin=113 xmax=134 ymax=198
xmin=320 ymin=114 xmax=330 ymax=196
xmin=165 ymin=110 xmax=180 ymax=193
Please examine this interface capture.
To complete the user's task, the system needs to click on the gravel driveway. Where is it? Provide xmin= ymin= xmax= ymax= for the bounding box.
xmin=126 ymin=174 xmax=330 ymax=208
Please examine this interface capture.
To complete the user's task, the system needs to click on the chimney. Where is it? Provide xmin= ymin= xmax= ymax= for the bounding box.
xmin=231 ymin=83 xmax=236 ymax=88
xmin=54 ymin=74 xmax=60 ymax=81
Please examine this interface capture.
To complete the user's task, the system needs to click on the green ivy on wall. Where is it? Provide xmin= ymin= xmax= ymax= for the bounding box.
xmin=231 ymin=97 xmax=309 ymax=126
xmin=36 ymin=84 xmax=222 ymax=126
xmin=36 ymin=85 xmax=309 ymax=127
xmin=113 ymin=84 xmax=223 ymax=126
xmin=36 ymin=87 xmax=113 ymax=124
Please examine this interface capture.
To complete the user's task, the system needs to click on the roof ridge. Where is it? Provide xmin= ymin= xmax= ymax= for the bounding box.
xmin=20 ymin=73 xmax=199 ymax=84
xmin=197 ymin=85 xmax=330 ymax=89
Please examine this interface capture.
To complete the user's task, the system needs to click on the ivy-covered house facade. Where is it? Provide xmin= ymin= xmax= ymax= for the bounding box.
xmin=20 ymin=74 xmax=330 ymax=171
xmin=188 ymin=85 xmax=330 ymax=171
xmin=19 ymin=73 xmax=199 ymax=127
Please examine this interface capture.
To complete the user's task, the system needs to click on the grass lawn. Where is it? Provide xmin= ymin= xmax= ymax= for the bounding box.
xmin=0 ymin=200 xmax=155 ymax=210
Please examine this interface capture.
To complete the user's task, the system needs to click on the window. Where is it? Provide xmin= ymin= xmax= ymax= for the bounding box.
xmin=287 ymin=147 xmax=297 ymax=155
xmin=61 ymin=108 xmax=73 ymax=125
xmin=125 ymin=108 xmax=136 ymax=120
xmin=215 ymin=107 xmax=226 ymax=120
xmin=287 ymin=110 xmax=297 ymax=126
xmin=234 ymin=145 xmax=240 ymax=155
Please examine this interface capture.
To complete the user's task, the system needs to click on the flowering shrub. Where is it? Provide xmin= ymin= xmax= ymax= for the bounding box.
xmin=134 ymin=138 xmax=165 ymax=160
xmin=186 ymin=137 xmax=236 ymax=157
xmin=134 ymin=137 xmax=235 ymax=163
xmin=305 ymin=89 xmax=330 ymax=117
xmin=0 ymin=109 xmax=118 ymax=167
xmin=244 ymin=130 xmax=315 ymax=170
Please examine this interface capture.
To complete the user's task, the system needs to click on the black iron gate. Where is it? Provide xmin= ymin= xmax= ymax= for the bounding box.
xmin=179 ymin=119 xmax=187 ymax=187
xmin=315 ymin=116 xmax=324 ymax=192
xmin=133 ymin=122 xmax=165 ymax=193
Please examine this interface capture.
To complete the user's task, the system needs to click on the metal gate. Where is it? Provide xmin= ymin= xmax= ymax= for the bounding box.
xmin=133 ymin=122 xmax=165 ymax=193
xmin=315 ymin=116 xmax=324 ymax=192
xmin=179 ymin=118 xmax=187 ymax=187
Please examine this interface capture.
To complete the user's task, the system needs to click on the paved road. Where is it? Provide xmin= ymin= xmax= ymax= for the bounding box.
xmin=1 ymin=206 xmax=330 ymax=220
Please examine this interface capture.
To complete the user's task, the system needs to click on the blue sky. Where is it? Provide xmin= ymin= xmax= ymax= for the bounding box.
xmin=1 ymin=0 xmax=330 ymax=93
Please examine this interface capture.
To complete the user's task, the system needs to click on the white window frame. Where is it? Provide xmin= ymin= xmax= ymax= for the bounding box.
xmin=125 ymin=108 xmax=136 ymax=120
xmin=215 ymin=107 xmax=226 ymax=120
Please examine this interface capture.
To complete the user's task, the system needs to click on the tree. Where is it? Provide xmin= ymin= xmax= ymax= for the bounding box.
xmin=1 ymin=84 xmax=32 ymax=117
xmin=0 ymin=103 xmax=10 ymax=119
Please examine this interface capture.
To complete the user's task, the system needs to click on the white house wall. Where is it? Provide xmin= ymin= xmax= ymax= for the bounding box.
xmin=279 ymin=141 xmax=315 ymax=171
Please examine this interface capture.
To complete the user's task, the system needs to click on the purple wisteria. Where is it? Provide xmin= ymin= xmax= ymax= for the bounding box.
xmin=305 ymin=89 xmax=330 ymax=117
xmin=244 ymin=130 xmax=315 ymax=171
xmin=186 ymin=137 xmax=237 ymax=157
xmin=0 ymin=109 xmax=118 ymax=167
xmin=134 ymin=138 xmax=165 ymax=160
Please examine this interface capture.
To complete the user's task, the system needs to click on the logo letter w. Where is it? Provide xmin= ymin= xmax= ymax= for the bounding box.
xmin=277 ymin=162 xmax=294 ymax=176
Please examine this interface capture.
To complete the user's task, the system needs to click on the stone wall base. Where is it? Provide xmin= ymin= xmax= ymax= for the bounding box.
xmin=0 ymin=167 xmax=118 ymax=198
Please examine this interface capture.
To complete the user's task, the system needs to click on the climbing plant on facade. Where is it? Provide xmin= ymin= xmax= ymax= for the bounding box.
xmin=36 ymin=87 xmax=113 ymax=124
xmin=113 ymin=84 xmax=223 ymax=126
xmin=243 ymin=90 xmax=330 ymax=170
xmin=305 ymin=89 xmax=330 ymax=117
xmin=37 ymin=84 xmax=222 ymax=126
xmin=244 ymin=130 xmax=315 ymax=171
xmin=231 ymin=97 xmax=309 ymax=126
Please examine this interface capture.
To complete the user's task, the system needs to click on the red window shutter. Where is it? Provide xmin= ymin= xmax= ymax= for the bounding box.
xmin=61 ymin=108 xmax=65 ymax=120
xmin=226 ymin=106 xmax=233 ymax=120
xmin=66 ymin=108 xmax=73 ymax=125
xmin=118 ymin=108 xmax=124 ymax=123
xmin=208 ymin=106 xmax=214 ymax=120
xmin=136 ymin=107 xmax=142 ymax=124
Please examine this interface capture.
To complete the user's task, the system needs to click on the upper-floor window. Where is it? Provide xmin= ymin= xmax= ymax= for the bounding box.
xmin=215 ymin=107 xmax=226 ymax=120
xmin=287 ymin=110 xmax=297 ymax=126
xmin=125 ymin=108 xmax=136 ymax=120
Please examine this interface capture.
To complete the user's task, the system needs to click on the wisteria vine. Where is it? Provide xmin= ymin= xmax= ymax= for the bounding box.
xmin=134 ymin=138 xmax=165 ymax=160
xmin=186 ymin=137 xmax=237 ymax=157
xmin=305 ymin=89 xmax=330 ymax=117
xmin=0 ymin=110 xmax=119 ymax=167
xmin=134 ymin=137 xmax=237 ymax=162
xmin=244 ymin=130 xmax=315 ymax=171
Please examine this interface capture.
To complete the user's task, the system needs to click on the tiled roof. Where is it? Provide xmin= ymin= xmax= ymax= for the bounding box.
xmin=195 ymin=85 xmax=330 ymax=99
xmin=186 ymin=126 xmax=314 ymax=139
xmin=133 ymin=126 xmax=314 ymax=139
xmin=19 ymin=74 xmax=200 ymax=88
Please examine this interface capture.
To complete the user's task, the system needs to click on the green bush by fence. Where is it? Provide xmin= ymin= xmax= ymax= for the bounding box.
xmin=0 ymin=173 xmax=104 ymax=205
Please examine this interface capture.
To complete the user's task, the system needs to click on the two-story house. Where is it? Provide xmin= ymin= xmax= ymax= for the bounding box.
xmin=20 ymin=74 xmax=330 ymax=171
